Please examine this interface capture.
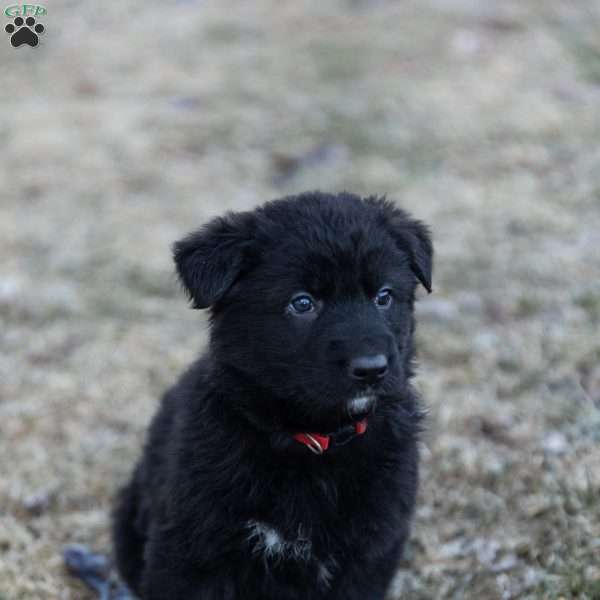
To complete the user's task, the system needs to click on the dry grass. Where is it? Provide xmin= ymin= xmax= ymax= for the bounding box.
xmin=1 ymin=1 xmax=600 ymax=598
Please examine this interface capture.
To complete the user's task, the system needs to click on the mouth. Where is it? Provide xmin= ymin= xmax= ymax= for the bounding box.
xmin=346 ymin=394 xmax=377 ymax=422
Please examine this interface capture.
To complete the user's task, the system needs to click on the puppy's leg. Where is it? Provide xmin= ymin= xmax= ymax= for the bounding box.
xmin=141 ymin=565 xmax=238 ymax=600
xmin=141 ymin=532 xmax=240 ymax=600
xmin=329 ymin=537 xmax=406 ymax=600
xmin=112 ymin=471 xmax=146 ymax=595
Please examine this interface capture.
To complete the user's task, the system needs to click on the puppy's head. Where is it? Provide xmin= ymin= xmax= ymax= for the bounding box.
xmin=174 ymin=192 xmax=432 ymax=433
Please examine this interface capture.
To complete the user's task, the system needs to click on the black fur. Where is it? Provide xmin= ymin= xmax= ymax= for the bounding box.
xmin=112 ymin=191 xmax=433 ymax=599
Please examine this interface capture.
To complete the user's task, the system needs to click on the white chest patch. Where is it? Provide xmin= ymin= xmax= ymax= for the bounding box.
xmin=246 ymin=520 xmax=312 ymax=562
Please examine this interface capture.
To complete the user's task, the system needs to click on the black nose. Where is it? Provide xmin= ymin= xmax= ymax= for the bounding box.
xmin=348 ymin=354 xmax=388 ymax=383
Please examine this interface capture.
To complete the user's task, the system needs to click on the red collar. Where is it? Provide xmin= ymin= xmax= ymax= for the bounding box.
xmin=293 ymin=420 xmax=367 ymax=454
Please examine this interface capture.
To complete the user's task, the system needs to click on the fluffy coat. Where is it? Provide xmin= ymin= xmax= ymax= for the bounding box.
xmin=112 ymin=191 xmax=433 ymax=599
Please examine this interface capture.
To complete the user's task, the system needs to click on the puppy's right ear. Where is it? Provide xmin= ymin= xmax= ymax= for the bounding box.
xmin=173 ymin=213 xmax=256 ymax=309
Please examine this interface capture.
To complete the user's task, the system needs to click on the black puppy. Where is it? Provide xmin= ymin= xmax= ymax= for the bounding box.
xmin=112 ymin=191 xmax=433 ymax=599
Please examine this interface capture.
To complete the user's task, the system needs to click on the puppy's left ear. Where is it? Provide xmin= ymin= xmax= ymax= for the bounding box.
xmin=173 ymin=212 xmax=256 ymax=309
xmin=370 ymin=197 xmax=433 ymax=293
xmin=390 ymin=214 xmax=433 ymax=293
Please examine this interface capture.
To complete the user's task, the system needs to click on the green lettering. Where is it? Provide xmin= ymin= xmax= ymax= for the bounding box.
xmin=4 ymin=5 xmax=20 ymax=17
xmin=34 ymin=5 xmax=47 ymax=16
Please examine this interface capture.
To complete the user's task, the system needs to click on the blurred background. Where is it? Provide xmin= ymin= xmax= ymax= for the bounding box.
xmin=1 ymin=1 xmax=600 ymax=598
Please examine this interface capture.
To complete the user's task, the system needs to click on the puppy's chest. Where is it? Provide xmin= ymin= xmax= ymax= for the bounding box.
xmin=245 ymin=519 xmax=338 ymax=589
xmin=241 ymin=464 xmax=383 ymax=584
xmin=246 ymin=519 xmax=312 ymax=562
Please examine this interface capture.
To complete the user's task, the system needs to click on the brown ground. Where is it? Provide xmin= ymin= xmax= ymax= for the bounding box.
xmin=1 ymin=1 xmax=600 ymax=598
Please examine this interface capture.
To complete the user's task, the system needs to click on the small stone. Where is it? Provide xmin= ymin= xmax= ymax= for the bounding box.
xmin=471 ymin=537 xmax=500 ymax=566
xmin=490 ymin=554 xmax=518 ymax=572
xmin=0 ymin=277 xmax=21 ymax=302
xmin=439 ymin=538 xmax=466 ymax=558
xmin=23 ymin=491 xmax=52 ymax=516
xmin=543 ymin=431 xmax=568 ymax=455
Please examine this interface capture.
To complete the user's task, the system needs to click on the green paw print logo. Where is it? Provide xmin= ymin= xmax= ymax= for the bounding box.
xmin=4 ymin=4 xmax=46 ymax=47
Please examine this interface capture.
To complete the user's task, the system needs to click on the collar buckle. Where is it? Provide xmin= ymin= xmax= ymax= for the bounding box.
xmin=293 ymin=420 xmax=368 ymax=454
xmin=303 ymin=433 xmax=325 ymax=455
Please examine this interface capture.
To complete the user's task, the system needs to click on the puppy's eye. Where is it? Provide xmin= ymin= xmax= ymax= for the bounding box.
xmin=289 ymin=294 xmax=315 ymax=315
xmin=374 ymin=288 xmax=393 ymax=309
